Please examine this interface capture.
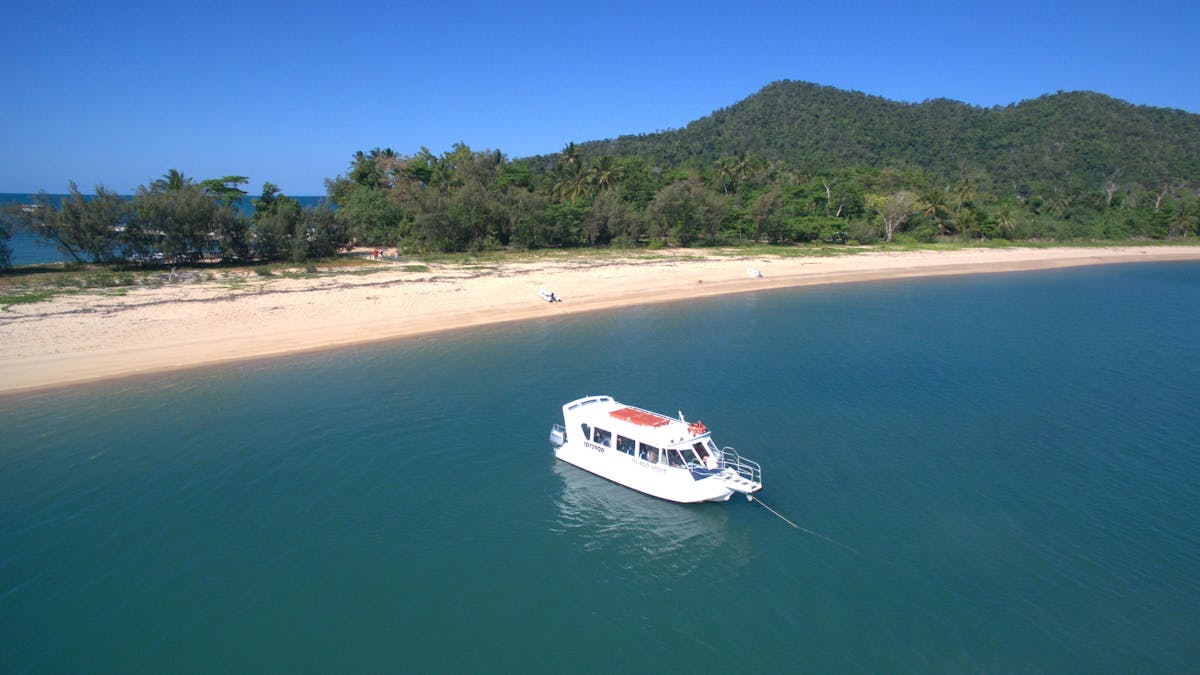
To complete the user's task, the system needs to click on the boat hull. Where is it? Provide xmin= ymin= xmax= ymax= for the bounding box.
xmin=554 ymin=441 xmax=735 ymax=503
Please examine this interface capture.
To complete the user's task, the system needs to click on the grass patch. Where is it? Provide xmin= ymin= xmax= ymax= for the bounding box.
xmin=1 ymin=290 xmax=61 ymax=307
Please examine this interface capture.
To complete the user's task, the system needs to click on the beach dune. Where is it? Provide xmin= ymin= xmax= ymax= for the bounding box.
xmin=2 ymin=246 xmax=1199 ymax=395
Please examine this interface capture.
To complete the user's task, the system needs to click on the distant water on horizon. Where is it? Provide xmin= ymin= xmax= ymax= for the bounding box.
xmin=0 ymin=193 xmax=326 ymax=266
xmin=2 ymin=262 xmax=1199 ymax=672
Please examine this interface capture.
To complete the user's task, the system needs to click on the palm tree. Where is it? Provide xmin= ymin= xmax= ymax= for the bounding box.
xmin=559 ymin=143 xmax=581 ymax=172
xmin=552 ymin=161 xmax=591 ymax=202
xmin=153 ymin=168 xmax=192 ymax=192
xmin=1047 ymin=188 xmax=1071 ymax=217
xmin=995 ymin=203 xmax=1015 ymax=239
xmin=591 ymin=156 xmax=619 ymax=193
xmin=711 ymin=153 xmax=753 ymax=196
xmin=711 ymin=157 xmax=736 ymax=195
xmin=1168 ymin=202 xmax=1194 ymax=239
xmin=954 ymin=178 xmax=974 ymax=215
xmin=918 ymin=185 xmax=950 ymax=235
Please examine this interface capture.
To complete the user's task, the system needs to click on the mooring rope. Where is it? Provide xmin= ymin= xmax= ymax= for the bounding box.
xmin=748 ymin=495 xmax=859 ymax=554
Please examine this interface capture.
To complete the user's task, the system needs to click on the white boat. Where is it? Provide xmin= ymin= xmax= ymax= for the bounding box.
xmin=747 ymin=267 xmax=763 ymax=277
xmin=548 ymin=395 xmax=763 ymax=503
xmin=538 ymin=289 xmax=561 ymax=302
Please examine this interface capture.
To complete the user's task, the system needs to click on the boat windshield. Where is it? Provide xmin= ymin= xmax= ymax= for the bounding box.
xmin=667 ymin=448 xmax=701 ymax=467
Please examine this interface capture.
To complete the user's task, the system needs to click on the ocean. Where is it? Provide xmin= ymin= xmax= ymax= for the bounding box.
xmin=2 ymin=262 xmax=1198 ymax=672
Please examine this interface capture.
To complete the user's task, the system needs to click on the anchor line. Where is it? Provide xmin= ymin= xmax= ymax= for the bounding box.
xmin=748 ymin=495 xmax=859 ymax=555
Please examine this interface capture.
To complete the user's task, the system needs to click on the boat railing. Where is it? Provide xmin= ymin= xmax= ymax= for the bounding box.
xmin=719 ymin=447 xmax=762 ymax=486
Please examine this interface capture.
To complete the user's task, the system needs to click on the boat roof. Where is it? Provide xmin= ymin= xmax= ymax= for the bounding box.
xmin=609 ymin=406 xmax=671 ymax=427
xmin=562 ymin=395 xmax=711 ymax=447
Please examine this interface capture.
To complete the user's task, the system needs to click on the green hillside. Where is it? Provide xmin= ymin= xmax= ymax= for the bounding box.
xmin=8 ymin=82 xmax=1200 ymax=268
xmin=578 ymin=81 xmax=1200 ymax=197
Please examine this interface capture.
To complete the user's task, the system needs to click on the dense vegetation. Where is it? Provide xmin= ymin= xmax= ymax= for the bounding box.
xmin=3 ymin=81 xmax=1198 ymax=270
xmin=2 ymin=173 xmax=347 ymax=268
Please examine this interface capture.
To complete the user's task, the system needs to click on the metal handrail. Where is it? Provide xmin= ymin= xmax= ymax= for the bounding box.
xmin=719 ymin=446 xmax=762 ymax=486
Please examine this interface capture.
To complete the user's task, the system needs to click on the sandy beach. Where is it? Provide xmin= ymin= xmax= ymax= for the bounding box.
xmin=2 ymin=245 xmax=1199 ymax=395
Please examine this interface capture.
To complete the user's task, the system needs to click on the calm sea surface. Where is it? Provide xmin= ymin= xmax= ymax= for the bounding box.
xmin=2 ymin=262 xmax=1199 ymax=672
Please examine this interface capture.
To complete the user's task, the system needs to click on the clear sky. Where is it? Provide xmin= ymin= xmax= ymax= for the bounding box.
xmin=3 ymin=0 xmax=1197 ymax=195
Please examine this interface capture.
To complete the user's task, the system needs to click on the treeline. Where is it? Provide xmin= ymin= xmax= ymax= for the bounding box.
xmin=3 ymin=82 xmax=1199 ymax=270
xmin=2 ymin=171 xmax=348 ymax=267
xmin=172 ymin=84 xmax=1200 ymax=254
xmin=320 ymin=135 xmax=1198 ymax=254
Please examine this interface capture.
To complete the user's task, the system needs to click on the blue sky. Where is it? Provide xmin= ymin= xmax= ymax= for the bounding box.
xmin=3 ymin=0 xmax=1197 ymax=195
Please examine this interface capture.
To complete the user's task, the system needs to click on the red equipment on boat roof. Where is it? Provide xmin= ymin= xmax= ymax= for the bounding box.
xmin=609 ymin=407 xmax=671 ymax=427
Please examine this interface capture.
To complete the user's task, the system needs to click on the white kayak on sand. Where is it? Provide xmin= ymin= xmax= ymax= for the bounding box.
xmin=539 ymin=289 xmax=562 ymax=302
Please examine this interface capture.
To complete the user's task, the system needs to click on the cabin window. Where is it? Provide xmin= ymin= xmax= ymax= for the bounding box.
xmin=617 ymin=435 xmax=636 ymax=455
xmin=640 ymin=443 xmax=660 ymax=464
xmin=593 ymin=428 xmax=612 ymax=448
xmin=581 ymin=423 xmax=592 ymax=441
xmin=692 ymin=442 xmax=708 ymax=460
xmin=667 ymin=449 xmax=685 ymax=468
xmin=705 ymin=440 xmax=719 ymax=455
xmin=680 ymin=448 xmax=700 ymax=465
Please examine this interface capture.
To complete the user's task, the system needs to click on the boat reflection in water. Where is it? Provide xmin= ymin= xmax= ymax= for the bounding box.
xmin=550 ymin=462 xmax=753 ymax=580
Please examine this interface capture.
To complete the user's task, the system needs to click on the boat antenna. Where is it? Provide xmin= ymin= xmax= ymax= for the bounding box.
xmin=747 ymin=494 xmax=859 ymax=554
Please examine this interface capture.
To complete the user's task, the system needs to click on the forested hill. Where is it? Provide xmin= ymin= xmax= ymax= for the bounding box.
xmin=577 ymin=81 xmax=1200 ymax=193
xmin=8 ymin=82 xmax=1199 ymax=270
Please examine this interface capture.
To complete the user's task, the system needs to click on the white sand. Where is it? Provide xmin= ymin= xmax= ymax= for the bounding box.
xmin=3 ymin=246 xmax=1199 ymax=395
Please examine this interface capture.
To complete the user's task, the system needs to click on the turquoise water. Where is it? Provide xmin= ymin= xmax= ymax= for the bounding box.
xmin=3 ymin=263 xmax=1199 ymax=672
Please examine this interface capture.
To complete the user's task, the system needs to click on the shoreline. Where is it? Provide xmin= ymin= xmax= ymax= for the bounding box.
xmin=3 ymin=245 xmax=1199 ymax=396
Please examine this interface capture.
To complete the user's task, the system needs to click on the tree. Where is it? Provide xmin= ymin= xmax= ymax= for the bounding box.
xmin=749 ymin=189 xmax=785 ymax=242
xmin=951 ymin=207 xmax=980 ymax=240
xmin=711 ymin=155 xmax=747 ymax=196
xmin=153 ymin=169 xmax=192 ymax=193
xmin=995 ymin=202 xmax=1016 ymax=239
xmin=591 ymin=156 xmax=620 ymax=193
xmin=0 ymin=209 xmax=12 ymax=269
xmin=1167 ymin=199 xmax=1196 ymax=238
xmin=21 ymin=183 xmax=128 ymax=264
xmin=130 ymin=184 xmax=227 ymax=264
xmin=552 ymin=161 xmax=592 ymax=202
xmin=953 ymin=178 xmax=974 ymax=216
xmin=252 ymin=183 xmax=303 ymax=260
xmin=582 ymin=188 xmax=635 ymax=245
xmin=918 ymin=184 xmax=951 ymax=235
xmin=867 ymin=191 xmax=918 ymax=242
xmin=508 ymin=189 xmax=553 ymax=249
xmin=201 ymin=176 xmax=249 ymax=207
xmin=644 ymin=177 xmax=721 ymax=246
xmin=293 ymin=203 xmax=347 ymax=260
